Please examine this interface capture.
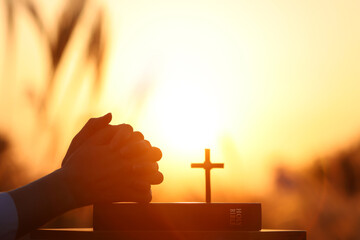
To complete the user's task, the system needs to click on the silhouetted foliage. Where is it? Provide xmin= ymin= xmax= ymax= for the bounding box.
xmin=23 ymin=1 xmax=45 ymax=34
xmin=1 ymin=0 xmax=110 ymax=228
xmin=1 ymin=0 xmax=109 ymax=183
xmin=4 ymin=0 xmax=14 ymax=37
xmin=266 ymin=140 xmax=360 ymax=240
xmin=87 ymin=9 xmax=107 ymax=100
xmin=51 ymin=0 xmax=86 ymax=69
xmin=0 ymin=135 xmax=27 ymax=191
xmin=0 ymin=135 xmax=8 ymax=154
xmin=3 ymin=0 xmax=107 ymax=116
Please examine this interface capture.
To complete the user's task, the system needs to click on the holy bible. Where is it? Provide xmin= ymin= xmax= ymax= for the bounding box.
xmin=93 ymin=203 xmax=261 ymax=231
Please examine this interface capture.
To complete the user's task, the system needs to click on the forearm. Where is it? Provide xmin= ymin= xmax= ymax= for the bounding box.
xmin=8 ymin=169 xmax=76 ymax=238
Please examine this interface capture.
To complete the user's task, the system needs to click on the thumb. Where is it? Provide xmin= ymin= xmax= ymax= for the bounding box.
xmin=85 ymin=113 xmax=112 ymax=133
xmin=62 ymin=113 xmax=112 ymax=166
xmin=72 ymin=113 xmax=113 ymax=147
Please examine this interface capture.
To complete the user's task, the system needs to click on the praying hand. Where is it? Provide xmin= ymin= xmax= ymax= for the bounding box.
xmin=0 ymin=113 xmax=163 ymax=239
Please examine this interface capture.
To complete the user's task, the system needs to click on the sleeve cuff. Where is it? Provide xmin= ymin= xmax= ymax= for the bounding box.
xmin=0 ymin=192 xmax=18 ymax=240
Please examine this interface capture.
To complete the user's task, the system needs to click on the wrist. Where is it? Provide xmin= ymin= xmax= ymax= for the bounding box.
xmin=8 ymin=169 xmax=79 ymax=237
xmin=50 ymin=168 xmax=80 ymax=211
xmin=56 ymin=166 xmax=94 ymax=209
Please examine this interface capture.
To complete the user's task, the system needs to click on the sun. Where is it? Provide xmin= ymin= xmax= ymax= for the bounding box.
xmin=157 ymin=88 xmax=222 ymax=151
xmin=144 ymin=56 xmax=225 ymax=154
xmin=106 ymin=12 xmax=233 ymax=156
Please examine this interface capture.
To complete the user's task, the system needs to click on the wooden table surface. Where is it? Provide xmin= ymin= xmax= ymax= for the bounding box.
xmin=31 ymin=228 xmax=306 ymax=240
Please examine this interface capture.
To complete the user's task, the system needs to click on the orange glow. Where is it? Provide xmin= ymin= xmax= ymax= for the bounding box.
xmin=102 ymin=0 xmax=360 ymax=200
xmin=2 ymin=1 xmax=360 ymax=237
xmin=2 ymin=0 xmax=360 ymax=201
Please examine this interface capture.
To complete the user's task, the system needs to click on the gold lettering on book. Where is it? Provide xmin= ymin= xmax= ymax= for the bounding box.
xmin=230 ymin=208 xmax=243 ymax=225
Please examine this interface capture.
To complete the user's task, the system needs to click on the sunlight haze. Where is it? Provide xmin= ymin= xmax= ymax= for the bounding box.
xmin=1 ymin=0 xmax=360 ymax=201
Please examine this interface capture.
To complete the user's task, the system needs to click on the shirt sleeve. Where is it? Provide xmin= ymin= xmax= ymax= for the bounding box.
xmin=0 ymin=192 xmax=18 ymax=240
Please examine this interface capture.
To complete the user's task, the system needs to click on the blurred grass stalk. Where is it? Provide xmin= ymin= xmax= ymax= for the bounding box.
xmin=0 ymin=0 xmax=112 ymax=229
xmin=0 ymin=0 xmax=154 ymax=228
xmin=1 ymin=0 xmax=108 ymax=186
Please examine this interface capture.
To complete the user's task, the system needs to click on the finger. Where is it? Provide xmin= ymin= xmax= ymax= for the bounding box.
xmin=117 ymin=187 xmax=152 ymax=203
xmin=105 ymin=188 xmax=152 ymax=203
xmin=145 ymin=171 xmax=164 ymax=185
xmin=133 ymin=147 xmax=162 ymax=163
xmin=151 ymin=147 xmax=162 ymax=162
xmin=93 ymin=157 xmax=133 ymax=180
xmin=62 ymin=113 xmax=112 ymax=166
xmin=132 ymin=162 xmax=159 ymax=174
xmin=87 ymin=113 xmax=112 ymax=132
xmin=131 ymin=180 xmax=152 ymax=192
xmin=89 ymin=124 xmax=132 ymax=146
xmin=96 ymin=185 xmax=152 ymax=203
xmin=128 ymin=131 xmax=145 ymax=142
xmin=94 ymin=161 xmax=159 ymax=189
xmin=109 ymin=168 xmax=163 ymax=187
xmin=119 ymin=140 xmax=151 ymax=158
xmin=92 ymin=167 xmax=132 ymax=193
xmin=77 ymin=113 xmax=112 ymax=143
xmin=110 ymin=124 xmax=134 ymax=150
xmin=96 ymin=172 xmax=152 ymax=192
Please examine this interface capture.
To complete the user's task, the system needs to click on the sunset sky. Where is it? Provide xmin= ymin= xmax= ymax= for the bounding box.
xmin=1 ymin=0 xmax=360 ymax=201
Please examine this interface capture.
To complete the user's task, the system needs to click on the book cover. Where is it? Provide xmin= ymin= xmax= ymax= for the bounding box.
xmin=93 ymin=203 xmax=261 ymax=231
xmin=32 ymin=229 xmax=307 ymax=240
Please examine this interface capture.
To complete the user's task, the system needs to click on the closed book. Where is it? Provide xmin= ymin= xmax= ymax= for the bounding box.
xmin=32 ymin=229 xmax=307 ymax=240
xmin=93 ymin=203 xmax=261 ymax=231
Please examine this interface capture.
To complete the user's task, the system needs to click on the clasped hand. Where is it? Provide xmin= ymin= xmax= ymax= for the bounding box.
xmin=60 ymin=113 xmax=163 ymax=207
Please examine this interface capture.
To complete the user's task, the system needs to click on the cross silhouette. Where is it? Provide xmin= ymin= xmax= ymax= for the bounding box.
xmin=191 ymin=149 xmax=224 ymax=203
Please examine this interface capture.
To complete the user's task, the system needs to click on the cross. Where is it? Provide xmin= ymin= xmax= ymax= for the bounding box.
xmin=191 ymin=149 xmax=224 ymax=203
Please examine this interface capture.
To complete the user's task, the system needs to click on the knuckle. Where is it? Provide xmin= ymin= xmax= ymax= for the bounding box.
xmin=158 ymin=172 xmax=164 ymax=183
xmin=87 ymin=118 xmax=96 ymax=124
xmin=153 ymin=162 xmax=159 ymax=171
xmin=144 ymin=190 xmax=152 ymax=203
xmin=143 ymin=140 xmax=151 ymax=147
xmin=133 ymin=131 xmax=144 ymax=140
xmin=119 ymin=123 xmax=133 ymax=132
xmin=152 ymin=147 xmax=162 ymax=159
